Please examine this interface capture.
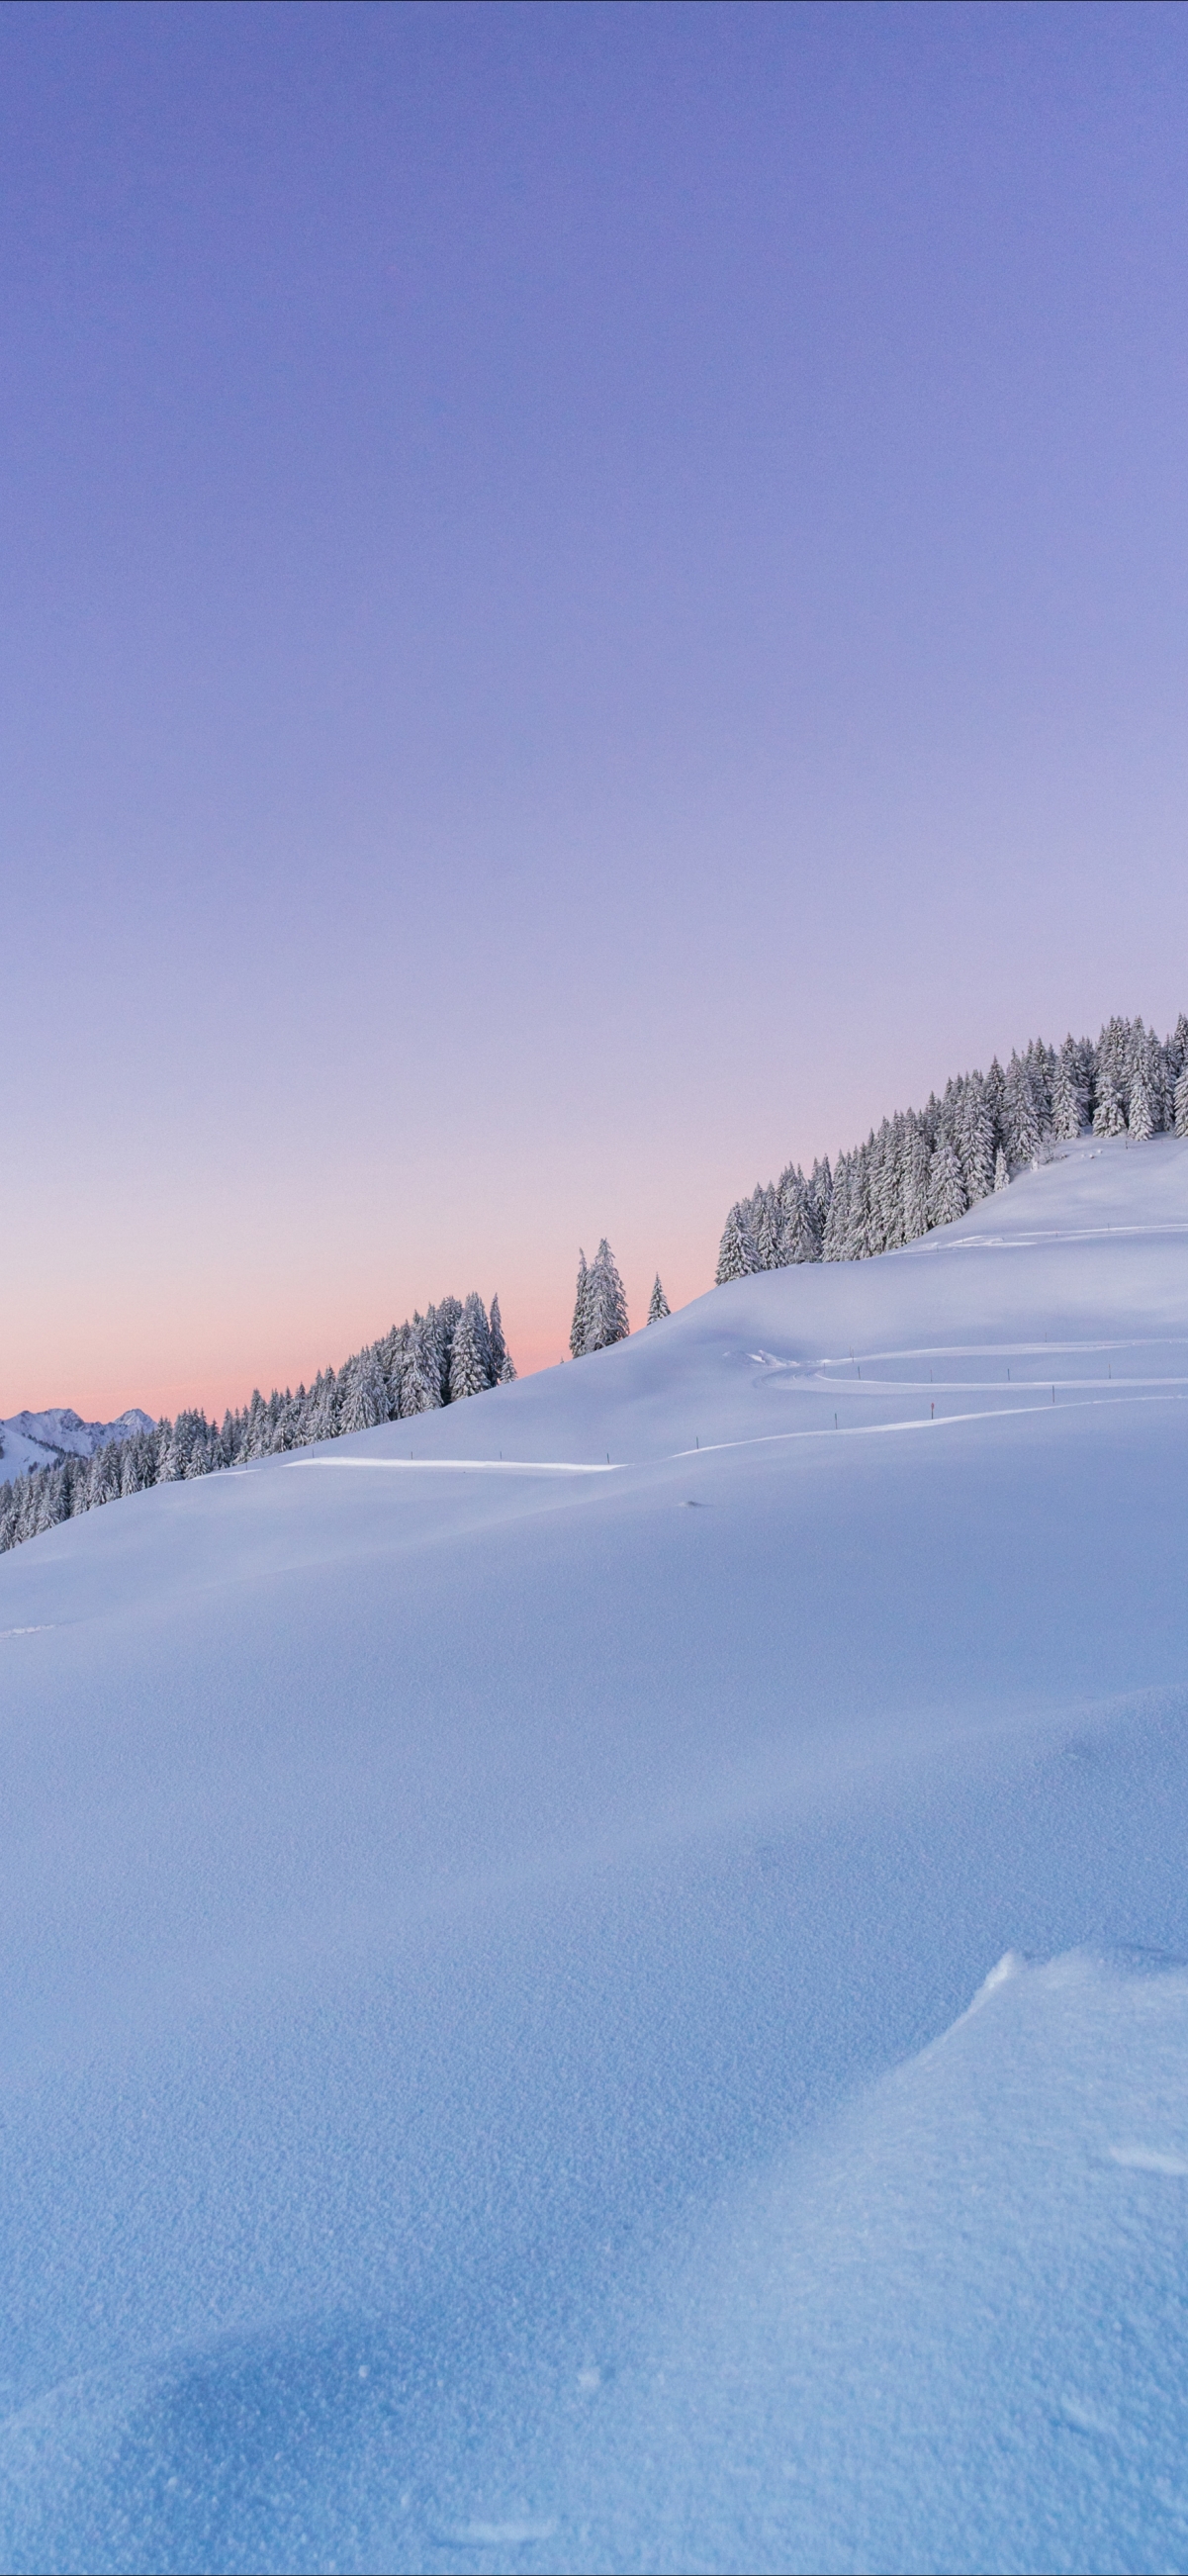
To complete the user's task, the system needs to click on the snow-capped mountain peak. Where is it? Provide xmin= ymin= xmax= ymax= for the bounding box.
xmin=0 ymin=1405 xmax=154 ymax=1483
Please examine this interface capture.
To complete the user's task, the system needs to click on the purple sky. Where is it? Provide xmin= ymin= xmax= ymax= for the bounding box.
xmin=3 ymin=0 xmax=1187 ymax=1414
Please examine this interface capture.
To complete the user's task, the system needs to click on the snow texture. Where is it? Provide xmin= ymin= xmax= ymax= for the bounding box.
xmin=2 ymin=1137 xmax=1188 ymax=2571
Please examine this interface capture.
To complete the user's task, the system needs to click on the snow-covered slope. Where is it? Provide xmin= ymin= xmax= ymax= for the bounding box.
xmin=0 ymin=1406 xmax=154 ymax=1484
xmin=2 ymin=1136 xmax=1188 ymax=2573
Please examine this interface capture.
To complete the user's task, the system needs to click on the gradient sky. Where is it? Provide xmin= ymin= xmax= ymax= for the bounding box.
xmin=3 ymin=0 xmax=1188 ymax=1416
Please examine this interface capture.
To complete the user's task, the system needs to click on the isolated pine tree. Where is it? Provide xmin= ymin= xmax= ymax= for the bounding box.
xmin=585 ymin=1240 xmax=630 ymax=1348
xmin=571 ymin=1252 xmax=593 ymax=1357
xmin=647 ymin=1274 xmax=671 ymax=1323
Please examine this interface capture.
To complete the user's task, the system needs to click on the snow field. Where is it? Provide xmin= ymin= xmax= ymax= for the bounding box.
xmin=1 ymin=1136 xmax=1187 ymax=2570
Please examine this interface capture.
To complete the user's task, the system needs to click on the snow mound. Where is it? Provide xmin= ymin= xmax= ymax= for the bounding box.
xmin=2 ymin=1137 xmax=1188 ymax=2570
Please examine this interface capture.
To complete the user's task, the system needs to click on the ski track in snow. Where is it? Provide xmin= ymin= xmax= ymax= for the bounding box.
xmin=3 ymin=1137 xmax=1188 ymax=2572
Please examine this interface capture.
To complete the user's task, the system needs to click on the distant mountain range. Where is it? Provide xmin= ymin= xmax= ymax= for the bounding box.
xmin=0 ymin=1406 xmax=154 ymax=1485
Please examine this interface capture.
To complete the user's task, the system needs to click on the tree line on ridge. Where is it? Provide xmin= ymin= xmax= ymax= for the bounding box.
xmin=0 ymin=1291 xmax=514 ymax=1554
xmin=716 ymin=1011 xmax=1188 ymax=1280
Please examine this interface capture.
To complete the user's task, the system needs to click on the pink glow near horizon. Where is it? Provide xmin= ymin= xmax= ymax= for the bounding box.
xmin=4 ymin=10 xmax=1188 ymax=1425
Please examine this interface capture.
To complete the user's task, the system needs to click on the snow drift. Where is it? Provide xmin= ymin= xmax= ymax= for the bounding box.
xmin=2 ymin=1136 xmax=1188 ymax=2572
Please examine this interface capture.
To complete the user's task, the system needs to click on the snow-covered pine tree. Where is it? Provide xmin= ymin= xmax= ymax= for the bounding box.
xmin=571 ymin=1252 xmax=593 ymax=1358
xmin=1093 ymin=1017 xmax=1130 ymax=1135
xmin=928 ymin=1140 xmax=967 ymax=1229
xmin=647 ymin=1274 xmax=671 ymax=1323
xmin=1127 ymin=1052 xmax=1155 ymax=1143
xmin=1093 ymin=1061 xmax=1127 ymax=1137
xmin=753 ymin=1185 xmax=782 ymax=1270
xmin=1155 ymin=1032 xmax=1176 ymax=1134
xmin=843 ymin=1141 xmax=874 ymax=1258
xmin=183 ymin=1417 xmax=211 ymax=1475
xmin=994 ymin=1146 xmax=1010 ymax=1192
xmin=1168 ymin=1014 xmax=1188 ymax=1089
xmin=866 ymin=1123 xmax=892 ymax=1256
xmin=821 ymin=1156 xmax=852 ymax=1262
xmin=1175 ymin=1064 xmax=1188 ymax=1139
xmin=777 ymin=1163 xmax=822 ymax=1262
xmin=1051 ymin=1038 xmax=1086 ymax=1142
xmin=880 ymin=1118 xmax=908 ymax=1250
xmin=585 ymin=1240 xmax=630 ymax=1348
xmin=1027 ymin=1038 xmax=1054 ymax=1134
xmin=808 ymin=1157 xmax=833 ymax=1236
xmin=310 ymin=1368 xmax=340 ymax=1441
xmin=155 ymin=1421 xmax=182 ymax=1482
xmin=959 ymin=1081 xmax=996 ymax=1203
xmin=339 ymin=1351 xmax=388 ymax=1432
xmin=381 ymin=1329 xmax=411 ymax=1420
xmin=34 ymin=1468 xmax=65 ymax=1534
xmin=427 ymin=1297 xmax=462 ymax=1403
xmin=449 ymin=1294 xmax=494 ymax=1402
xmin=984 ymin=1057 xmax=1006 ymax=1144
xmin=1128 ymin=1023 xmax=1165 ymax=1138
xmin=1003 ymin=1054 xmax=1042 ymax=1167
xmin=716 ymin=1202 xmax=761 ymax=1283
xmin=902 ymin=1119 xmax=931 ymax=1240
xmin=401 ymin=1321 xmax=443 ymax=1414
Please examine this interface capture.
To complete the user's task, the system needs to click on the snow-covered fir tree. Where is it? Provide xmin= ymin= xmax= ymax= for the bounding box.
xmin=716 ymin=1009 xmax=1185 ymax=1281
xmin=489 ymin=1294 xmax=515 ymax=1384
xmin=647 ymin=1274 xmax=671 ymax=1324
xmin=1175 ymin=1064 xmax=1188 ymax=1140
xmin=716 ymin=1201 xmax=761 ymax=1284
xmin=928 ymin=1140 xmax=967 ymax=1230
xmin=449 ymin=1293 xmax=493 ymax=1403
xmin=569 ymin=1241 xmax=631 ymax=1354
xmin=570 ymin=1252 xmax=593 ymax=1359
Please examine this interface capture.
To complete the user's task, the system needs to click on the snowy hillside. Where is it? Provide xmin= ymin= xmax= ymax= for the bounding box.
xmin=0 ymin=1406 xmax=153 ymax=1486
xmin=2 ymin=1135 xmax=1188 ymax=2572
